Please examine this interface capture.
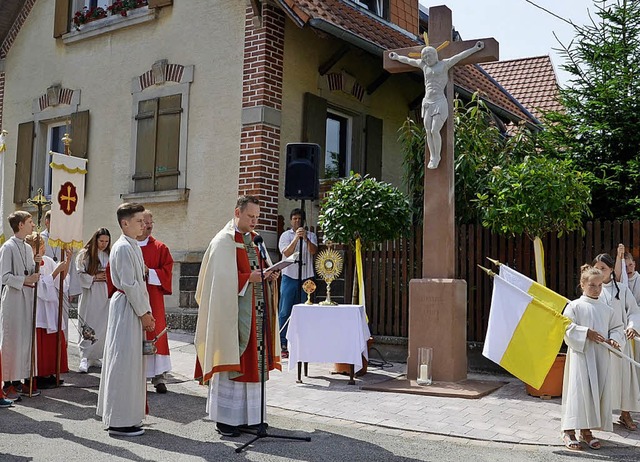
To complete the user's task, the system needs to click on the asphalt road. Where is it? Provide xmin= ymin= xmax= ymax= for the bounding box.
xmin=1 ymin=371 xmax=639 ymax=462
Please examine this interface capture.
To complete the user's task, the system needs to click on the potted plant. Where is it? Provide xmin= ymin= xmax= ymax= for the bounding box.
xmin=73 ymin=6 xmax=108 ymax=30
xmin=107 ymin=0 xmax=149 ymax=17
xmin=318 ymin=173 xmax=412 ymax=375
xmin=477 ymin=155 xmax=591 ymax=397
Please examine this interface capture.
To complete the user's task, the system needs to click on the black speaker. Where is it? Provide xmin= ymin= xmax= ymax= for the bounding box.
xmin=284 ymin=143 xmax=320 ymax=200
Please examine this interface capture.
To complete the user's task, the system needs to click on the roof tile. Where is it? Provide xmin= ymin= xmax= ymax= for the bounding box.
xmin=481 ymin=56 xmax=563 ymax=120
xmin=280 ymin=0 xmax=536 ymax=123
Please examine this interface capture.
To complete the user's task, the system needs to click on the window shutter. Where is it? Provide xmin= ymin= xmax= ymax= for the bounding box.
xmin=155 ymin=94 xmax=182 ymax=191
xmin=14 ymin=122 xmax=34 ymax=204
xmin=148 ymin=0 xmax=173 ymax=8
xmin=53 ymin=0 xmax=70 ymax=38
xmin=302 ymin=92 xmax=327 ymax=175
xmin=365 ymin=115 xmax=383 ymax=179
xmin=70 ymin=110 xmax=89 ymax=159
xmin=134 ymin=99 xmax=158 ymax=193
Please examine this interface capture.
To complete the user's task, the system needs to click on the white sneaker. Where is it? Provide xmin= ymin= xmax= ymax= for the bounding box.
xmin=79 ymin=358 xmax=88 ymax=373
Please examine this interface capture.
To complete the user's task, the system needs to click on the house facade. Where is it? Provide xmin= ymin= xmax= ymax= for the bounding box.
xmin=0 ymin=0 xmax=537 ymax=330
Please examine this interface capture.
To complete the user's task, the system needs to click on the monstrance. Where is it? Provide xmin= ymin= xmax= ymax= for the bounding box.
xmin=315 ymin=248 xmax=343 ymax=305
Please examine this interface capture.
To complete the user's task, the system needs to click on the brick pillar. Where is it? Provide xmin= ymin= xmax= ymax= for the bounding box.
xmin=238 ymin=5 xmax=285 ymax=234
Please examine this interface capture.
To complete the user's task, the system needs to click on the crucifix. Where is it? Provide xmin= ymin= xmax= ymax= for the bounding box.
xmin=384 ymin=5 xmax=499 ymax=382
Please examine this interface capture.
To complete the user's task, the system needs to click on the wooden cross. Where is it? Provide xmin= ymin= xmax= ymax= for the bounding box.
xmin=27 ymin=188 xmax=52 ymax=233
xmin=383 ymin=5 xmax=499 ymax=278
xmin=384 ymin=6 xmax=499 ymax=382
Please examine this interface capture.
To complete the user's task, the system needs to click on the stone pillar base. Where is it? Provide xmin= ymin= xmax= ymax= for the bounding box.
xmin=408 ymin=278 xmax=467 ymax=382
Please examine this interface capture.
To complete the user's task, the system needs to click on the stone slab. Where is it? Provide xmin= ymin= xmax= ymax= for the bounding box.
xmin=362 ymin=378 xmax=506 ymax=399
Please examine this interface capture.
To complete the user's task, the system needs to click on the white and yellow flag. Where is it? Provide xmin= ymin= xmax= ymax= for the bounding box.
xmin=499 ymin=264 xmax=568 ymax=313
xmin=49 ymin=152 xmax=87 ymax=250
xmin=482 ymin=275 xmax=571 ymax=389
xmin=0 ymin=130 xmax=7 ymax=245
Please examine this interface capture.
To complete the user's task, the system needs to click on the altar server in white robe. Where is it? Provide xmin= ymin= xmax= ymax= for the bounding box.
xmin=593 ymin=253 xmax=640 ymax=431
xmin=76 ymin=228 xmax=111 ymax=372
xmin=97 ymin=203 xmax=155 ymax=437
xmin=561 ymin=264 xmax=624 ymax=451
xmin=0 ymin=211 xmax=39 ymax=396
xmin=619 ymin=250 xmax=640 ymax=304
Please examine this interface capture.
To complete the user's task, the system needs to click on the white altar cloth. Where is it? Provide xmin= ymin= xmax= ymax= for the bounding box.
xmin=286 ymin=304 xmax=371 ymax=371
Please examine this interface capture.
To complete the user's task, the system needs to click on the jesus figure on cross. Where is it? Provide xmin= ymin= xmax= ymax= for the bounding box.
xmin=389 ymin=40 xmax=484 ymax=169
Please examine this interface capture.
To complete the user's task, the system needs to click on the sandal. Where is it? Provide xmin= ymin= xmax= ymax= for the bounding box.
xmin=579 ymin=430 xmax=601 ymax=450
xmin=619 ymin=413 xmax=638 ymax=431
xmin=562 ymin=432 xmax=582 ymax=451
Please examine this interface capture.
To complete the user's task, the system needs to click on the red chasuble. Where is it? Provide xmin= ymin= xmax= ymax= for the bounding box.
xmin=140 ymin=237 xmax=173 ymax=356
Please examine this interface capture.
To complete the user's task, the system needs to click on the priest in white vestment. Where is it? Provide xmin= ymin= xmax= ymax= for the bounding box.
xmin=194 ymin=195 xmax=281 ymax=437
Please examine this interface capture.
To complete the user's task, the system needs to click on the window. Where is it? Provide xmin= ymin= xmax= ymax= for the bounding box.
xmin=85 ymin=0 xmax=109 ymax=9
xmin=303 ymin=93 xmax=383 ymax=181
xmin=55 ymin=0 xmax=169 ymax=41
xmin=355 ymin=0 xmax=388 ymax=19
xmin=44 ymin=123 xmax=68 ymax=197
xmin=325 ymin=111 xmax=352 ymax=179
xmin=127 ymin=63 xmax=193 ymax=201
xmin=133 ymin=95 xmax=182 ymax=192
xmin=14 ymin=94 xmax=89 ymax=205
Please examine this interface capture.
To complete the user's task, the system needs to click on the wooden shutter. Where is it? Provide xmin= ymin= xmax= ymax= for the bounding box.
xmin=134 ymin=99 xmax=158 ymax=193
xmin=365 ymin=115 xmax=383 ymax=179
xmin=70 ymin=110 xmax=89 ymax=159
xmin=148 ymin=0 xmax=173 ymax=8
xmin=155 ymin=94 xmax=182 ymax=191
xmin=53 ymin=0 xmax=70 ymax=38
xmin=14 ymin=122 xmax=34 ymax=204
xmin=302 ymin=93 xmax=327 ymax=175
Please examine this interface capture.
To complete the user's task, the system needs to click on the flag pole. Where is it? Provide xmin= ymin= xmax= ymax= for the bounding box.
xmin=486 ymin=257 xmax=501 ymax=267
xmin=56 ymin=129 xmax=72 ymax=387
xmin=601 ymin=340 xmax=640 ymax=370
xmin=477 ymin=264 xmax=496 ymax=277
xmin=27 ymin=190 xmax=51 ymax=397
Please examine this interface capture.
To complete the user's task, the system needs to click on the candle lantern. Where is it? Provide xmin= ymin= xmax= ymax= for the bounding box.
xmin=416 ymin=347 xmax=433 ymax=386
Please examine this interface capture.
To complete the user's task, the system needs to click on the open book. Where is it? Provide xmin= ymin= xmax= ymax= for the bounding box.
xmin=265 ymin=252 xmax=299 ymax=273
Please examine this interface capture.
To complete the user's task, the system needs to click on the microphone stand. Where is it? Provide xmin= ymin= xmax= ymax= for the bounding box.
xmin=235 ymin=241 xmax=311 ymax=453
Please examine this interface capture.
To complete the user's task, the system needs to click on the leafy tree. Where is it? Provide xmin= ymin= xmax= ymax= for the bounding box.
xmin=400 ymin=94 xmax=530 ymax=223
xmin=476 ymin=156 xmax=592 ymax=240
xmin=398 ymin=94 xmax=592 ymax=235
xmin=546 ymin=0 xmax=640 ymax=219
xmin=318 ymin=173 xmax=412 ymax=248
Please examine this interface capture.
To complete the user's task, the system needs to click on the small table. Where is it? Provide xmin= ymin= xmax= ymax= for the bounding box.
xmin=286 ymin=304 xmax=370 ymax=385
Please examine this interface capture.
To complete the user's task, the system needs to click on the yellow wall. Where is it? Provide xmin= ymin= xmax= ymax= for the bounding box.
xmin=3 ymin=4 xmax=422 ymax=259
xmin=278 ymin=20 xmax=421 ymax=226
xmin=2 ymin=0 xmax=246 ymax=255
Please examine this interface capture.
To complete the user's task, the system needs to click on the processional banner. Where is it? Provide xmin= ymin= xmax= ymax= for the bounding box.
xmin=49 ymin=152 xmax=87 ymax=249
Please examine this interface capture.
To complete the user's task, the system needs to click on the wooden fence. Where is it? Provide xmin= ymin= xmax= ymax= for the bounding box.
xmin=339 ymin=220 xmax=640 ymax=343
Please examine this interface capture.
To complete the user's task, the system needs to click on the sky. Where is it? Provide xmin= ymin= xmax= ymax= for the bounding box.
xmin=418 ymin=0 xmax=595 ymax=87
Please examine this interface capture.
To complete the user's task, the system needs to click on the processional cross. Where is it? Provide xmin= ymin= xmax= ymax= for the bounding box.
xmin=383 ymin=6 xmax=499 ymax=382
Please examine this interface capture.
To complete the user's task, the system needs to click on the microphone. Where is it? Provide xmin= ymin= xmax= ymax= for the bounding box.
xmin=253 ymin=235 xmax=268 ymax=261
